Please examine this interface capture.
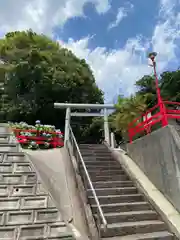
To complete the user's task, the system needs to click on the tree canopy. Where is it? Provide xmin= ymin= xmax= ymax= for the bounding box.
xmin=1 ymin=30 xmax=180 ymax=144
xmin=0 ymin=30 xmax=103 ymax=131
xmin=112 ymin=68 xmax=180 ymax=142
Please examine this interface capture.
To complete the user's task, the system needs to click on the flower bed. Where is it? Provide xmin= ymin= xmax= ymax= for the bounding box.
xmin=9 ymin=121 xmax=64 ymax=150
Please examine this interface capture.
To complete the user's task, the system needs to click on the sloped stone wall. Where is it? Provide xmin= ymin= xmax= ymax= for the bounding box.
xmin=127 ymin=125 xmax=180 ymax=214
xmin=0 ymin=125 xmax=74 ymax=239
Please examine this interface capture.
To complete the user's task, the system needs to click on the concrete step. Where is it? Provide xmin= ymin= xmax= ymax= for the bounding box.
xmin=0 ymin=134 xmax=12 ymax=144
xmin=80 ymin=146 xmax=108 ymax=150
xmin=82 ymin=178 xmax=133 ymax=188
xmin=80 ymin=151 xmax=111 ymax=156
xmin=90 ymin=174 xmax=129 ymax=182
xmin=81 ymin=154 xmax=112 ymax=159
xmin=7 ymin=152 xmax=25 ymax=156
xmin=81 ymin=160 xmax=120 ymax=167
xmin=79 ymin=144 xmax=105 ymax=148
xmin=91 ymin=202 xmax=152 ymax=213
xmin=87 ymin=187 xmax=138 ymax=196
xmin=88 ymin=194 xmax=144 ymax=205
xmin=92 ymin=181 xmax=134 ymax=188
xmin=103 ymin=231 xmax=174 ymax=239
xmin=88 ymin=169 xmax=125 ymax=176
xmin=82 ymin=156 xmax=113 ymax=161
xmin=0 ymin=133 xmax=12 ymax=136
xmin=0 ymin=142 xmax=17 ymax=146
xmin=80 ymin=165 xmax=122 ymax=171
xmin=80 ymin=148 xmax=109 ymax=151
xmin=98 ymin=210 xmax=158 ymax=224
xmin=80 ymin=148 xmax=107 ymax=151
xmin=101 ymin=220 xmax=167 ymax=238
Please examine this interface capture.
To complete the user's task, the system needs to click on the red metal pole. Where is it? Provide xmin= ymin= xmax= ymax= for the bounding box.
xmin=152 ymin=60 xmax=161 ymax=104
xmin=151 ymin=58 xmax=168 ymax=126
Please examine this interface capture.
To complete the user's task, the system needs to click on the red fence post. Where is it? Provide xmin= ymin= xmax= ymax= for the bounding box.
xmin=160 ymin=102 xmax=168 ymax=127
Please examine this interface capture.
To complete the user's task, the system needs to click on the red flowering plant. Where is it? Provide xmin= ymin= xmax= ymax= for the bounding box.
xmin=9 ymin=121 xmax=64 ymax=150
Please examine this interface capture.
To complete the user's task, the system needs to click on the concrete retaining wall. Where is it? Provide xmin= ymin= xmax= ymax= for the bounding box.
xmin=26 ymin=148 xmax=90 ymax=240
xmin=127 ymin=125 xmax=180 ymax=213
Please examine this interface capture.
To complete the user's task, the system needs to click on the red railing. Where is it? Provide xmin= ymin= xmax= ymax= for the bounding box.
xmin=13 ymin=129 xmax=64 ymax=148
xmin=128 ymin=101 xmax=180 ymax=143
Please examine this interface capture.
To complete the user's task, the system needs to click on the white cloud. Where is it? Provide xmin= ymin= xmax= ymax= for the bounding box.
xmin=0 ymin=0 xmax=111 ymax=35
xmin=59 ymin=36 xmax=151 ymax=102
xmin=152 ymin=0 xmax=180 ymax=71
xmin=59 ymin=0 xmax=180 ymax=101
xmin=108 ymin=3 xmax=133 ymax=30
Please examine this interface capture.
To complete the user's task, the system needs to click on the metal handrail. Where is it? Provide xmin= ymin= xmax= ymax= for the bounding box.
xmin=69 ymin=126 xmax=107 ymax=231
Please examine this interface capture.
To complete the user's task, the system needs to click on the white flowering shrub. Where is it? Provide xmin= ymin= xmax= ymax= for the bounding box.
xmin=9 ymin=121 xmax=64 ymax=150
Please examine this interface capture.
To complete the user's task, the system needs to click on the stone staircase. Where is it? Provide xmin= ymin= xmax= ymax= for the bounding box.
xmin=0 ymin=126 xmax=75 ymax=240
xmin=79 ymin=144 xmax=175 ymax=240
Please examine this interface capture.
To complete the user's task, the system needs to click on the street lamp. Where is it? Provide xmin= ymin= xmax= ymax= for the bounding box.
xmin=148 ymin=52 xmax=168 ymax=126
xmin=148 ymin=52 xmax=162 ymax=104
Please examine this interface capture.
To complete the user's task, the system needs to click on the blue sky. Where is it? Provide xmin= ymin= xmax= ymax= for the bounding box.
xmin=60 ymin=0 xmax=159 ymax=50
xmin=0 ymin=0 xmax=180 ymax=102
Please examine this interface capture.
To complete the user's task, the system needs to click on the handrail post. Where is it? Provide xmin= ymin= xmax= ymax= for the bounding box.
xmin=104 ymin=108 xmax=110 ymax=145
xmin=110 ymin=132 xmax=115 ymax=148
xmin=64 ymin=107 xmax=71 ymax=144
xmin=160 ymin=102 xmax=168 ymax=127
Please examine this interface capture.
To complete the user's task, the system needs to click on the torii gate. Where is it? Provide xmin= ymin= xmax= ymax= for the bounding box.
xmin=54 ymin=103 xmax=115 ymax=145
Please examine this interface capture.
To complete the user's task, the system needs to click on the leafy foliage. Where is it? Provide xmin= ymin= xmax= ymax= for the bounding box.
xmin=113 ymin=68 xmax=180 ymax=142
xmin=135 ymin=75 xmax=157 ymax=108
xmin=113 ymin=95 xmax=147 ymax=140
xmin=0 ymin=30 xmax=103 ymax=141
xmin=0 ymin=30 xmax=103 ymax=122
xmin=160 ymin=70 xmax=180 ymax=102
xmin=10 ymin=121 xmax=63 ymax=150
xmin=1 ymin=31 xmax=180 ymax=144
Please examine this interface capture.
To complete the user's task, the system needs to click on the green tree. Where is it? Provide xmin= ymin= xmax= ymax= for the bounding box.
xmin=0 ymin=30 xmax=103 ymax=132
xmin=79 ymin=117 xmax=104 ymax=143
xmin=135 ymin=75 xmax=157 ymax=108
xmin=114 ymin=95 xmax=147 ymax=140
xmin=160 ymin=70 xmax=180 ymax=102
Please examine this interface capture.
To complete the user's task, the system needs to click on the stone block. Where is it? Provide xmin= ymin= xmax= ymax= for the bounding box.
xmin=25 ymin=174 xmax=37 ymax=184
xmin=0 ymin=164 xmax=13 ymax=173
xmin=36 ymin=183 xmax=47 ymax=195
xmin=0 ymin=174 xmax=23 ymax=184
xmin=12 ymin=185 xmax=35 ymax=197
xmin=0 ymin=138 xmax=8 ymax=144
xmin=35 ymin=209 xmax=61 ymax=223
xmin=7 ymin=211 xmax=32 ymax=225
xmin=0 ymin=154 xmax=3 ymax=162
xmin=0 ymin=227 xmax=16 ymax=239
xmin=0 ymin=186 xmax=8 ymax=197
xmin=0 ymin=146 xmax=12 ymax=152
xmin=19 ymin=225 xmax=45 ymax=239
xmin=5 ymin=153 xmax=26 ymax=163
xmin=48 ymin=223 xmax=68 ymax=237
xmin=15 ymin=163 xmax=32 ymax=173
xmin=26 ymin=174 xmax=37 ymax=184
xmin=0 ymin=212 xmax=4 ymax=225
xmin=0 ymin=126 xmax=8 ymax=134
xmin=47 ymin=196 xmax=56 ymax=208
xmin=22 ymin=196 xmax=47 ymax=209
xmin=0 ymin=198 xmax=19 ymax=210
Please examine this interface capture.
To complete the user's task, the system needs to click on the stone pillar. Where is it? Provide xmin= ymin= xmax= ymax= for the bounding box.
xmin=64 ymin=107 xmax=71 ymax=143
xmin=104 ymin=108 xmax=110 ymax=145
xmin=110 ymin=132 xmax=115 ymax=148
